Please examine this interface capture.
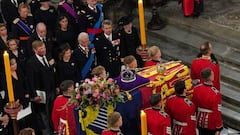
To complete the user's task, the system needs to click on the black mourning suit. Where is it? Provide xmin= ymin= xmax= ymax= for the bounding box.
xmin=26 ymin=54 xmax=55 ymax=135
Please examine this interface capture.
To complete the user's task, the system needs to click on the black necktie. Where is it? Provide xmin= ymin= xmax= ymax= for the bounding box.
xmin=42 ymin=57 xmax=49 ymax=67
xmin=42 ymin=37 xmax=46 ymax=44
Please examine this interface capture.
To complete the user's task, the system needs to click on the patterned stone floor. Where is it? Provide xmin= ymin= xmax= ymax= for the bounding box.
xmin=200 ymin=0 xmax=240 ymax=31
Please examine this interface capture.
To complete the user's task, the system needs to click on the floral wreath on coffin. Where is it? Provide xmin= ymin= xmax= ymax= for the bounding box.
xmin=71 ymin=77 xmax=125 ymax=110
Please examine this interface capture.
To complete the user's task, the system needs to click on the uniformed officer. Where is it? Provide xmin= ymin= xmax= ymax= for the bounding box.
xmin=1 ymin=0 xmax=25 ymax=31
xmin=144 ymin=93 xmax=171 ymax=135
xmin=11 ymin=3 xmax=34 ymax=58
xmin=93 ymin=19 xmax=121 ymax=78
xmin=78 ymin=0 xmax=103 ymax=41
xmin=165 ymin=80 xmax=197 ymax=135
xmin=192 ymin=68 xmax=223 ymax=135
xmin=72 ymin=32 xmax=96 ymax=82
xmin=191 ymin=42 xmax=220 ymax=90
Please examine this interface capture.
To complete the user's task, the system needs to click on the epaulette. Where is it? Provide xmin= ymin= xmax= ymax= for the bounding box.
xmin=184 ymin=98 xmax=193 ymax=106
xmin=159 ymin=110 xmax=168 ymax=118
xmin=80 ymin=10 xmax=86 ymax=14
xmin=211 ymin=87 xmax=219 ymax=94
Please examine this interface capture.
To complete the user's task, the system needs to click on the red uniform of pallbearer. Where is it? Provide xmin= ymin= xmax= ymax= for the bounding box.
xmin=102 ymin=129 xmax=123 ymax=135
xmin=192 ymin=83 xmax=223 ymax=132
xmin=52 ymin=80 xmax=77 ymax=135
xmin=166 ymin=95 xmax=197 ymax=135
xmin=191 ymin=57 xmax=220 ymax=90
xmin=144 ymin=107 xmax=171 ymax=135
xmin=52 ymin=95 xmax=71 ymax=135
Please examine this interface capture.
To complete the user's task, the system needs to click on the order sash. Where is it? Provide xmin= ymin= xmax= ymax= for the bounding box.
xmin=88 ymin=4 xmax=103 ymax=41
xmin=13 ymin=18 xmax=32 ymax=35
xmin=62 ymin=2 xmax=79 ymax=19
xmin=81 ymin=43 xmax=95 ymax=79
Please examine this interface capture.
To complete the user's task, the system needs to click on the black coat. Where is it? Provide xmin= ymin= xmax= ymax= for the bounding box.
xmin=27 ymin=32 xmax=53 ymax=58
xmin=55 ymin=27 xmax=77 ymax=50
xmin=11 ymin=68 xmax=30 ymax=108
xmin=78 ymin=5 xmax=102 ymax=32
xmin=11 ymin=16 xmax=34 ymax=56
xmin=33 ymin=6 xmax=58 ymax=36
xmin=0 ymin=33 xmax=16 ymax=71
xmin=119 ymin=27 xmax=143 ymax=67
xmin=8 ymin=48 xmax=27 ymax=73
xmin=26 ymin=55 xmax=55 ymax=98
xmin=72 ymin=46 xmax=96 ymax=81
xmin=93 ymin=32 xmax=121 ymax=78
xmin=11 ymin=16 xmax=34 ymax=38
xmin=56 ymin=58 xmax=77 ymax=85
xmin=1 ymin=0 xmax=25 ymax=30
xmin=57 ymin=1 xmax=81 ymax=34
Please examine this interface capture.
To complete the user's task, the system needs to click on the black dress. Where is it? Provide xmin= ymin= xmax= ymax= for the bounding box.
xmin=56 ymin=58 xmax=77 ymax=86
xmin=0 ymin=33 xmax=16 ymax=72
xmin=8 ymin=49 xmax=27 ymax=74
xmin=55 ymin=28 xmax=77 ymax=50
xmin=119 ymin=26 xmax=143 ymax=67
xmin=34 ymin=6 xmax=58 ymax=37
xmin=12 ymin=68 xmax=30 ymax=108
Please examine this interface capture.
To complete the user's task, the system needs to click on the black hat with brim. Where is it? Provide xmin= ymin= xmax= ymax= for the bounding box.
xmin=118 ymin=16 xmax=133 ymax=26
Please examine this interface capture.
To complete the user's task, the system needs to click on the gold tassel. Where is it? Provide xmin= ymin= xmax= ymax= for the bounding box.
xmin=125 ymin=91 xmax=132 ymax=100
xmin=66 ymin=121 xmax=70 ymax=135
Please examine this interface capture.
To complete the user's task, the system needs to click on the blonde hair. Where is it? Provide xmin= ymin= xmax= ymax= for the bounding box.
xmin=148 ymin=45 xmax=160 ymax=58
xmin=7 ymin=39 xmax=20 ymax=47
xmin=18 ymin=3 xmax=29 ymax=11
xmin=107 ymin=112 xmax=121 ymax=128
xmin=91 ymin=65 xmax=106 ymax=77
xmin=18 ymin=128 xmax=35 ymax=135
xmin=32 ymin=40 xmax=44 ymax=50
xmin=123 ymin=55 xmax=136 ymax=66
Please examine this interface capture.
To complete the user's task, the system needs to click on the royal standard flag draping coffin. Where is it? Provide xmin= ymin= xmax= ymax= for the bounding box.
xmin=114 ymin=70 xmax=150 ymax=135
xmin=137 ymin=61 xmax=194 ymax=109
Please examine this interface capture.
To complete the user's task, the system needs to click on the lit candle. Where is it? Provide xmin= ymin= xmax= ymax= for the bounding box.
xmin=138 ymin=0 xmax=147 ymax=49
xmin=141 ymin=110 xmax=147 ymax=135
xmin=3 ymin=51 xmax=15 ymax=102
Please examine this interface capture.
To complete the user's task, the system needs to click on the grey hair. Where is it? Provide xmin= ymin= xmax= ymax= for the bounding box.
xmin=78 ymin=32 xmax=89 ymax=41
xmin=36 ymin=22 xmax=46 ymax=30
xmin=101 ymin=19 xmax=113 ymax=27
